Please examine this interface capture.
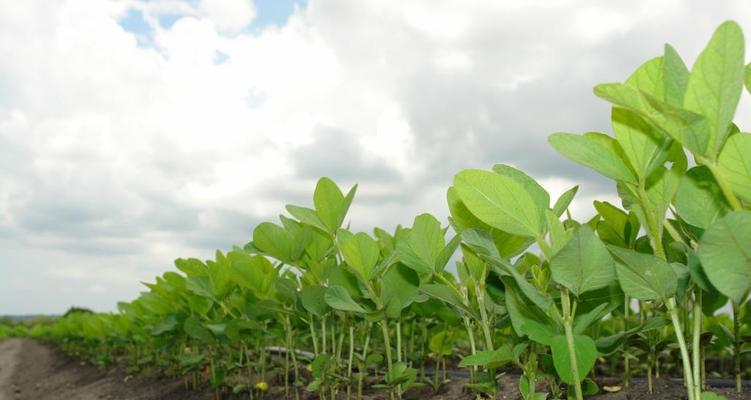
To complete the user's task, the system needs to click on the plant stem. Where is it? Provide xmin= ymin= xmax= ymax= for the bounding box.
xmin=309 ymin=313 xmax=319 ymax=355
xmin=332 ymin=317 xmax=337 ymax=360
xmin=692 ymin=291 xmax=702 ymax=400
xmin=358 ymin=323 xmax=371 ymax=400
xmin=408 ymin=319 xmax=416 ymax=366
xmin=733 ymin=301 xmax=742 ymax=394
xmin=337 ymin=320 xmax=345 ymax=362
xmin=624 ymin=295 xmax=630 ymax=388
xmin=667 ymin=298 xmax=696 ymax=400
xmin=474 ymin=282 xmax=493 ymax=351
xmin=462 ymin=317 xmax=477 ymax=383
xmin=285 ymin=315 xmax=301 ymax=400
xmin=380 ymin=320 xmax=395 ymax=400
xmin=322 ymin=318 xmax=327 ymax=354
xmin=561 ymin=288 xmax=583 ymax=400
xmin=347 ymin=326 xmax=354 ymax=400
xmin=647 ymin=352 xmax=653 ymax=394
xmin=245 ymin=346 xmax=255 ymax=400
xmin=433 ymin=355 xmax=440 ymax=392
xmin=396 ymin=320 xmax=402 ymax=363
xmin=284 ymin=339 xmax=290 ymax=398
xmin=526 ymin=347 xmax=538 ymax=400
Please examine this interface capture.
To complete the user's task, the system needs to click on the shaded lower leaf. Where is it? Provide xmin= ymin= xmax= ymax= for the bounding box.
xmin=459 ymin=346 xmax=513 ymax=369
xmin=550 ymin=334 xmax=598 ymax=385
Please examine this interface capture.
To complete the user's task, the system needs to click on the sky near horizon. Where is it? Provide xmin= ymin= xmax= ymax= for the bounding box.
xmin=1 ymin=0 xmax=751 ymax=314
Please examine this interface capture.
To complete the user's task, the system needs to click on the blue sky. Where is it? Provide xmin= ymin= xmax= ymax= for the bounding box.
xmin=119 ymin=0 xmax=307 ymax=39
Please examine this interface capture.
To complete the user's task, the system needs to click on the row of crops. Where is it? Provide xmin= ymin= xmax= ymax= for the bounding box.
xmin=12 ymin=21 xmax=751 ymax=400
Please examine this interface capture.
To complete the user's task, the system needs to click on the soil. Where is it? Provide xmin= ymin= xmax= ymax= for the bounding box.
xmin=0 ymin=338 xmax=209 ymax=400
xmin=0 ymin=338 xmax=747 ymax=400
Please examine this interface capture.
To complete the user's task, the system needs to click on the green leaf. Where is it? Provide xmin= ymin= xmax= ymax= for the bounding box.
xmin=310 ymin=353 xmax=333 ymax=379
xmin=463 ymin=228 xmax=551 ymax=310
xmin=550 ymin=225 xmax=615 ymax=296
xmin=492 ymin=164 xmax=550 ymax=211
xmin=285 ymin=205 xmax=328 ymax=233
xmin=717 ymin=132 xmax=751 ymax=203
xmin=698 ymin=210 xmax=751 ymax=303
xmin=314 ymin=177 xmax=355 ymax=233
xmin=175 ymin=258 xmax=208 ymax=277
xmin=184 ymin=316 xmax=214 ymax=343
xmin=687 ymin=250 xmax=714 ymax=293
xmin=453 ymin=169 xmax=544 ymax=237
xmin=253 ymin=222 xmax=293 ymax=262
xmin=594 ymin=82 xmax=710 ymax=156
xmin=613 ymin=56 xmax=675 ymax=179
xmin=684 ymin=21 xmax=745 ymax=157
xmin=341 ymin=232 xmax=380 ymax=280
xmin=459 ymin=346 xmax=513 ymax=369
xmin=594 ymin=200 xmax=637 ymax=247
xmin=608 ymin=246 xmax=677 ymax=301
xmin=552 ymin=185 xmax=579 ymax=217
xmin=546 ymin=210 xmax=568 ymax=253
xmin=326 ymin=264 xmax=362 ymax=298
xmin=396 ymin=240 xmax=432 ymax=275
xmin=300 ymin=285 xmax=328 ymax=317
xmin=663 ymin=44 xmax=690 ymax=107
xmin=305 ymin=228 xmax=333 ymax=262
xmin=419 ymin=283 xmax=474 ymax=318
xmin=568 ymin=378 xmax=599 ymax=399
xmin=384 ymin=362 xmax=416 ymax=386
xmin=674 ymin=166 xmax=730 ymax=229
xmin=279 ymin=216 xmax=313 ymax=260
xmin=381 ymin=264 xmax=419 ymax=318
xmin=428 ymin=330 xmax=455 ymax=355
xmin=745 ymin=62 xmax=751 ymax=93
xmin=408 ymin=213 xmax=445 ymax=270
xmin=550 ymin=334 xmax=598 ymax=385
xmin=626 ymin=160 xmax=684 ymax=237
xmin=626 ymin=56 xmax=665 ymax=99
xmin=503 ymin=278 xmax=558 ymax=346
xmin=595 ymin=317 xmax=669 ymax=355
xmin=548 ymin=132 xmax=637 ymax=184
xmin=150 ymin=315 xmax=178 ymax=335
xmin=207 ymin=252 xmax=233 ymax=299
xmin=324 ymin=285 xmax=367 ymax=313
xmin=186 ymin=275 xmax=215 ymax=301
xmin=612 ymin=107 xmax=664 ymax=180
xmin=435 ymin=234 xmax=461 ymax=273
xmin=700 ymin=392 xmax=729 ymax=400
xmin=447 ymin=186 xmax=533 ymax=257
xmin=229 ymin=252 xmax=276 ymax=299
xmin=446 ymin=186 xmax=487 ymax=232
xmin=573 ymin=303 xmax=610 ymax=335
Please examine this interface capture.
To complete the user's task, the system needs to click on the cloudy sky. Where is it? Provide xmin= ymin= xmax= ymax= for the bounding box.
xmin=2 ymin=0 xmax=751 ymax=314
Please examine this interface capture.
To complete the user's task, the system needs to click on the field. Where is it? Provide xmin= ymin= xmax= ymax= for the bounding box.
xmin=2 ymin=20 xmax=751 ymax=400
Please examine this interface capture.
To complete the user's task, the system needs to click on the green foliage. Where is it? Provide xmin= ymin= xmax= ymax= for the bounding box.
xmin=698 ymin=210 xmax=751 ymax=303
xmin=18 ymin=20 xmax=751 ymax=400
xmin=453 ymin=169 xmax=544 ymax=237
xmin=549 ymin=225 xmax=615 ymax=296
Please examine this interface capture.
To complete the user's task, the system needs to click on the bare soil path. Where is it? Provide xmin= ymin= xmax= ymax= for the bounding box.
xmin=0 ymin=339 xmax=207 ymax=400
xmin=0 ymin=339 xmax=22 ymax=400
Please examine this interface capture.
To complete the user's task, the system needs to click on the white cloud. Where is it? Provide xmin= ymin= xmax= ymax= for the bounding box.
xmin=200 ymin=0 xmax=256 ymax=34
xmin=1 ymin=0 xmax=751 ymax=313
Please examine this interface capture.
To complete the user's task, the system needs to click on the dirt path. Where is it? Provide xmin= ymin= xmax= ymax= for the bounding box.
xmin=0 ymin=339 xmax=208 ymax=400
xmin=0 ymin=339 xmax=22 ymax=400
